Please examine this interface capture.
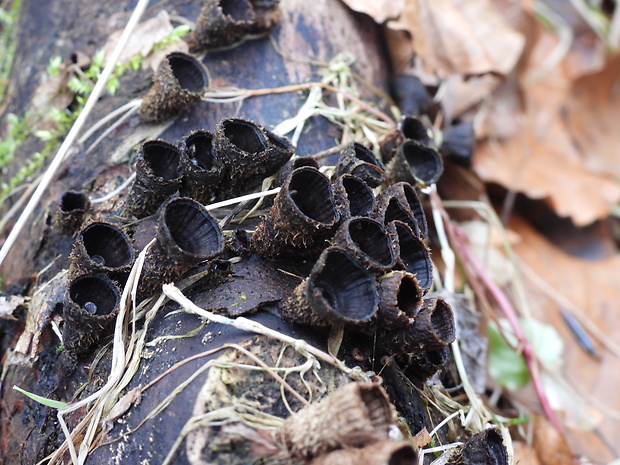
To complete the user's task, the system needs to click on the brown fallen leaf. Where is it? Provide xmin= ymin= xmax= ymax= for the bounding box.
xmin=532 ymin=416 xmax=574 ymax=465
xmin=339 ymin=0 xmax=404 ymax=23
xmin=412 ymin=427 xmax=431 ymax=448
xmin=474 ymin=25 xmax=620 ymax=225
xmin=512 ymin=440 xmax=542 ymax=465
xmin=509 ymin=215 xmax=620 ymax=462
xmin=389 ymin=0 xmax=525 ymax=78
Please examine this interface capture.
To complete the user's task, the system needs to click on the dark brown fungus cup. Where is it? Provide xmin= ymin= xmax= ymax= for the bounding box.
xmin=332 ymin=174 xmax=375 ymax=219
xmin=401 ymin=346 xmax=450 ymax=382
xmin=388 ymin=221 xmax=432 ymax=293
xmin=139 ymin=52 xmax=209 ymax=123
xmin=179 ymin=130 xmax=224 ymax=203
xmin=309 ymin=441 xmax=418 ymax=465
xmin=275 ymin=382 xmax=394 ymax=458
xmin=252 ymin=167 xmax=340 ymax=259
xmin=239 ymin=127 xmax=295 ymax=194
xmin=391 ymin=73 xmax=431 ymax=117
xmin=280 ymin=247 xmax=378 ymax=326
xmin=62 ymin=274 xmax=121 ymax=357
xmin=274 ymin=155 xmax=320 ymax=187
xmin=331 ymin=217 xmax=395 ymax=273
xmin=440 ymin=121 xmax=475 ymax=168
xmin=122 ymin=139 xmax=182 ymax=218
xmin=334 ymin=142 xmax=386 ymax=188
xmin=376 ymin=271 xmax=422 ymax=330
xmin=373 ymin=183 xmax=426 ymax=237
xmin=136 ymin=197 xmax=224 ymax=301
xmin=214 ymin=117 xmax=271 ymax=197
xmin=446 ymin=428 xmax=508 ymax=465
xmin=56 ymin=190 xmax=90 ymax=235
xmin=398 ymin=115 xmax=433 ymax=147
xmin=378 ymin=298 xmax=454 ymax=357
xmin=386 ymin=139 xmax=443 ymax=187
xmin=190 ymin=0 xmax=256 ymax=50
xmin=69 ymin=222 xmax=135 ymax=282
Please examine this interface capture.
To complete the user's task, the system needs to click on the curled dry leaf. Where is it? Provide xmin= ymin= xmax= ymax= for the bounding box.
xmin=102 ymin=10 xmax=188 ymax=71
xmin=475 ymin=26 xmax=620 ymax=225
xmin=389 ymin=0 xmax=525 ymax=77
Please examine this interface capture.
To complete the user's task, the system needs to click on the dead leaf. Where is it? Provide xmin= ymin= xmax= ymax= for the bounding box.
xmin=512 ymin=441 xmax=541 ymax=465
xmin=390 ymin=0 xmax=525 ymax=77
xmin=532 ymin=416 xmax=574 ymax=465
xmin=412 ymin=427 xmax=432 ymax=447
xmin=565 ymin=56 xmax=620 ymax=185
xmin=339 ymin=0 xmax=404 ymax=23
xmin=102 ymin=10 xmax=187 ymax=70
xmin=474 ymin=26 xmax=620 ymax=225
xmin=509 ymin=215 xmax=620 ymax=462
xmin=0 ymin=295 xmax=27 ymax=320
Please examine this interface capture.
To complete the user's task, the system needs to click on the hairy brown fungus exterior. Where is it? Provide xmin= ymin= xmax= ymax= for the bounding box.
xmin=334 ymin=142 xmax=387 ymax=188
xmin=376 ymin=271 xmax=422 ymax=330
xmin=69 ymin=222 xmax=135 ymax=282
xmin=331 ymin=217 xmax=396 ymax=273
xmin=190 ymin=0 xmax=256 ymax=50
xmin=62 ymin=273 xmax=121 ymax=358
xmin=214 ymin=117 xmax=270 ymax=197
xmin=275 ymin=382 xmax=395 ymax=459
xmin=280 ymin=246 xmax=378 ymax=326
xmin=55 ymin=190 xmax=90 ymax=235
xmin=399 ymin=115 xmax=433 ymax=146
xmin=139 ymin=52 xmax=209 ymax=123
xmin=387 ymin=139 xmax=443 ymax=187
xmin=439 ymin=121 xmax=475 ymax=168
xmin=380 ymin=296 xmax=455 ymax=356
xmin=388 ymin=221 xmax=433 ymax=293
xmin=122 ymin=139 xmax=183 ymax=219
xmin=446 ymin=428 xmax=508 ymax=465
xmin=136 ymin=197 xmax=224 ymax=301
xmin=373 ymin=183 xmax=426 ymax=237
xmin=179 ymin=129 xmax=224 ymax=203
xmin=252 ymin=166 xmax=340 ymax=259
xmin=332 ymin=174 xmax=375 ymax=219
xmin=309 ymin=440 xmax=418 ymax=465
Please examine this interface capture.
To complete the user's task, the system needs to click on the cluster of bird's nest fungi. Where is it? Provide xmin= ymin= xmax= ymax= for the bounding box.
xmin=44 ymin=0 xmax=509 ymax=463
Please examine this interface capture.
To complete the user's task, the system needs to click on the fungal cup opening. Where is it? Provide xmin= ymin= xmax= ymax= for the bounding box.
xmin=289 ymin=169 xmax=337 ymax=224
xmin=80 ymin=223 xmax=133 ymax=268
xmin=348 ymin=218 xmax=393 ymax=267
xmin=429 ymin=299 xmax=456 ymax=345
xmin=143 ymin=141 xmax=181 ymax=180
xmin=396 ymin=276 xmax=421 ymax=318
xmin=222 ymin=119 xmax=267 ymax=154
xmin=220 ymin=0 xmax=255 ymax=21
xmin=69 ymin=275 xmax=119 ymax=316
xmin=163 ymin=199 xmax=223 ymax=258
xmin=401 ymin=141 xmax=442 ymax=184
xmin=186 ymin=132 xmax=216 ymax=170
xmin=341 ymin=176 xmax=374 ymax=217
xmin=60 ymin=191 xmax=89 ymax=212
xmin=309 ymin=248 xmax=377 ymax=322
xmin=168 ymin=54 xmax=208 ymax=92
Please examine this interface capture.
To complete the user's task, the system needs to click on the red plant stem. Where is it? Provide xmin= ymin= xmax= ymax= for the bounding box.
xmin=430 ymin=191 xmax=562 ymax=432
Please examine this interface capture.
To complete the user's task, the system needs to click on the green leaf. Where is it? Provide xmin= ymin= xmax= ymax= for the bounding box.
xmin=47 ymin=56 xmax=62 ymax=77
xmin=13 ymin=385 xmax=70 ymax=409
xmin=487 ymin=322 xmax=530 ymax=390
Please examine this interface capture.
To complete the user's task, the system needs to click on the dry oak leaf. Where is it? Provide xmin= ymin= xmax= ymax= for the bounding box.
xmin=389 ymin=0 xmax=525 ymax=77
xmin=474 ymin=28 xmax=620 ymax=225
